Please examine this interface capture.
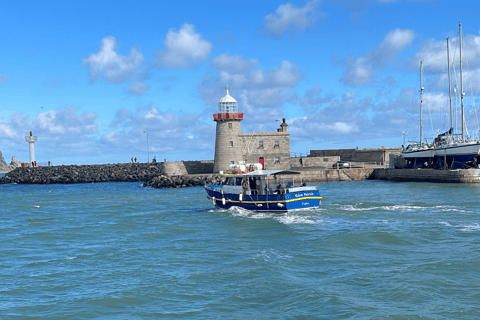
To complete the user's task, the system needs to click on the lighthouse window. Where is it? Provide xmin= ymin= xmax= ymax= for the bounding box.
xmin=228 ymin=123 xmax=232 ymax=129
xmin=274 ymin=157 xmax=280 ymax=163
xmin=229 ymin=141 xmax=234 ymax=148
xmin=230 ymin=161 xmax=234 ymax=165
xmin=274 ymin=140 xmax=279 ymax=147
xmin=258 ymin=141 xmax=264 ymax=148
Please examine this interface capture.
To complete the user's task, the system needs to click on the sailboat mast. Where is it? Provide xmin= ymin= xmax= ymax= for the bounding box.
xmin=420 ymin=61 xmax=424 ymax=147
xmin=447 ymin=37 xmax=453 ymax=131
xmin=459 ymin=22 xmax=465 ymax=142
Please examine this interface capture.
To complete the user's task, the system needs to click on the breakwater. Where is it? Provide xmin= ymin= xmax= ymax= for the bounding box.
xmin=0 ymin=164 xmax=377 ymax=187
xmin=0 ymin=163 xmax=224 ymax=187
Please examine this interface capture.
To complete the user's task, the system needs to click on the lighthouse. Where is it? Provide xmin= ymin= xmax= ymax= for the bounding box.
xmin=25 ymin=131 xmax=38 ymax=166
xmin=213 ymin=87 xmax=244 ymax=173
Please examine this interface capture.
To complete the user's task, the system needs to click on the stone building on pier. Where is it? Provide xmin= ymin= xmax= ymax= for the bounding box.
xmin=213 ymin=88 xmax=290 ymax=173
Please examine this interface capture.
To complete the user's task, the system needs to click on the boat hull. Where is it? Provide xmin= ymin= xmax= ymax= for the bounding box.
xmin=205 ymin=185 xmax=321 ymax=212
xmin=434 ymin=143 xmax=480 ymax=169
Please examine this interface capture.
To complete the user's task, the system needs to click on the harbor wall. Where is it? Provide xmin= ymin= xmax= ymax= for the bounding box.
xmin=370 ymin=168 xmax=480 ymax=183
xmin=309 ymin=148 xmax=400 ymax=165
xmin=290 ymin=156 xmax=340 ymax=169
xmin=277 ymin=168 xmax=376 ymax=182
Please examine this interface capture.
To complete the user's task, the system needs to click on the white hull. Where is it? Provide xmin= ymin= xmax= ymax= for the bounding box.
xmin=434 ymin=142 xmax=480 ymax=156
xmin=401 ymin=148 xmax=434 ymax=159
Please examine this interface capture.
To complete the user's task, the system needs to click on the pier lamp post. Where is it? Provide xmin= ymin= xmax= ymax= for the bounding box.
xmin=143 ymin=131 xmax=149 ymax=163
xmin=402 ymin=132 xmax=407 ymax=148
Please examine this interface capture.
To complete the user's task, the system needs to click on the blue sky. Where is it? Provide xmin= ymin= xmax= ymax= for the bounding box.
xmin=2 ymin=0 xmax=480 ymax=165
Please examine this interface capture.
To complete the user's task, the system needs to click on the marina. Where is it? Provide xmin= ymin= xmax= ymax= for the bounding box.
xmin=401 ymin=23 xmax=480 ymax=170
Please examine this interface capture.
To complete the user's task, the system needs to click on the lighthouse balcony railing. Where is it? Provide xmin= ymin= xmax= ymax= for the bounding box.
xmin=213 ymin=113 xmax=244 ymax=120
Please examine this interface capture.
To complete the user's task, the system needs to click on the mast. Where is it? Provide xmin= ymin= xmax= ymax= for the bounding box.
xmin=420 ymin=61 xmax=424 ymax=147
xmin=459 ymin=22 xmax=465 ymax=142
xmin=447 ymin=37 xmax=453 ymax=131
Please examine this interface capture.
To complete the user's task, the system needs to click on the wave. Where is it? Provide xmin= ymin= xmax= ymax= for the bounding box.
xmin=336 ymin=203 xmax=461 ymax=213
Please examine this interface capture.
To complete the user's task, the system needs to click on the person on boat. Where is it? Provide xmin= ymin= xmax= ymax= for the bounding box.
xmin=249 ymin=177 xmax=257 ymax=195
xmin=275 ymin=183 xmax=284 ymax=194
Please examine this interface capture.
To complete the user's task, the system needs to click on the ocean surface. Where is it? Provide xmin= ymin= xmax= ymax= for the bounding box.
xmin=1 ymin=181 xmax=480 ymax=319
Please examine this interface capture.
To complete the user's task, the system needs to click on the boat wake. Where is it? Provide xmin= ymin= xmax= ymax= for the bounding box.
xmin=214 ymin=206 xmax=325 ymax=225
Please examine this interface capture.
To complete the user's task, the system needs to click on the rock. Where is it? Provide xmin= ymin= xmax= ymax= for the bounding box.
xmin=0 ymin=162 xmax=220 ymax=190
xmin=10 ymin=156 xmax=22 ymax=168
xmin=0 ymin=151 xmax=7 ymax=167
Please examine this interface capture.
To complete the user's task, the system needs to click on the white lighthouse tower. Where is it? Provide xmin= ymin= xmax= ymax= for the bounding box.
xmin=25 ymin=131 xmax=38 ymax=166
xmin=213 ymin=87 xmax=243 ymax=173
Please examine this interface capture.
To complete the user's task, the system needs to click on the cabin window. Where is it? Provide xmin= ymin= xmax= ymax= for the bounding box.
xmin=229 ymin=141 xmax=234 ymax=148
xmin=274 ymin=157 xmax=280 ymax=163
xmin=274 ymin=140 xmax=279 ymax=148
xmin=235 ymin=177 xmax=243 ymax=185
xmin=227 ymin=178 xmax=235 ymax=185
xmin=228 ymin=123 xmax=232 ymax=129
xmin=258 ymin=140 xmax=264 ymax=148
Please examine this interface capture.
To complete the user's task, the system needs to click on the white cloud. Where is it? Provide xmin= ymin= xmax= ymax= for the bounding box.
xmin=0 ymin=107 xmax=100 ymax=162
xmin=127 ymin=82 xmax=150 ymax=96
xmin=155 ymin=23 xmax=212 ymax=68
xmin=340 ymin=28 xmax=415 ymax=86
xmin=299 ymin=86 xmax=334 ymax=112
xmin=199 ymin=53 xmax=304 ymax=130
xmin=409 ymin=33 xmax=480 ymax=74
xmin=0 ymin=74 xmax=11 ymax=83
xmin=83 ymin=36 xmax=144 ymax=83
xmin=263 ymin=0 xmax=324 ymax=38
xmin=105 ymin=106 xmax=214 ymax=154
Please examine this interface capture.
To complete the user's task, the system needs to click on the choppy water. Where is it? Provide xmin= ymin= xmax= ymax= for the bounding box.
xmin=1 ymin=181 xmax=480 ymax=319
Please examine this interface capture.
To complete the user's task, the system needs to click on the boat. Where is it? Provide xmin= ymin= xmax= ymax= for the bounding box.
xmin=401 ymin=60 xmax=434 ymax=168
xmin=431 ymin=23 xmax=480 ymax=169
xmin=205 ymin=170 xmax=322 ymax=213
xmin=402 ymin=23 xmax=480 ymax=169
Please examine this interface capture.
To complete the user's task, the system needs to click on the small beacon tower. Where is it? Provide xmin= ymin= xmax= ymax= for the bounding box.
xmin=25 ymin=131 xmax=38 ymax=166
xmin=213 ymin=87 xmax=243 ymax=173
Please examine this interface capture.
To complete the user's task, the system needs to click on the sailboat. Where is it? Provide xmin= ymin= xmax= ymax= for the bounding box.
xmin=432 ymin=23 xmax=480 ymax=169
xmin=401 ymin=61 xmax=434 ymax=168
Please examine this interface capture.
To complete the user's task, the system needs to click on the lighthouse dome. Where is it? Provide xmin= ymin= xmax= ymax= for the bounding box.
xmin=218 ymin=87 xmax=238 ymax=113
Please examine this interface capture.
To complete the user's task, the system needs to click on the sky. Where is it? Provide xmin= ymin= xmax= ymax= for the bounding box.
xmin=2 ymin=0 xmax=480 ymax=165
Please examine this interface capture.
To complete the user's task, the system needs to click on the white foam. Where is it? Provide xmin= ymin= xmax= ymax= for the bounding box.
xmin=66 ymin=257 xmax=77 ymax=260
xmin=275 ymin=215 xmax=318 ymax=225
xmin=461 ymin=223 xmax=480 ymax=232
xmin=338 ymin=204 xmax=426 ymax=212
xmin=438 ymin=221 xmax=452 ymax=227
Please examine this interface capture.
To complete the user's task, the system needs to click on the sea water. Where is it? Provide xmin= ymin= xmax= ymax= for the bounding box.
xmin=1 ymin=181 xmax=480 ymax=319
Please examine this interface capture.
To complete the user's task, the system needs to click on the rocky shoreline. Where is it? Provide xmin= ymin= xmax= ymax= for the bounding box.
xmin=0 ymin=163 xmax=225 ymax=188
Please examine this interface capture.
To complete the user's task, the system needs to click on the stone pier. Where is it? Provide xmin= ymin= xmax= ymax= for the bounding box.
xmin=370 ymin=168 xmax=480 ymax=183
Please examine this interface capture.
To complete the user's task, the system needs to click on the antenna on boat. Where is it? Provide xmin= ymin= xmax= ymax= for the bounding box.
xmin=447 ymin=37 xmax=453 ymax=132
xmin=460 ymin=22 xmax=465 ymax=142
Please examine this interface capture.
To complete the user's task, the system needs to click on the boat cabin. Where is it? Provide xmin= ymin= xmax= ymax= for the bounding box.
xmin=222 ymin=170 xmax=311 ymax=196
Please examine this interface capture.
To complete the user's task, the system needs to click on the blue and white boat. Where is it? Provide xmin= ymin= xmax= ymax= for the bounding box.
xmin=205 ymin=170 xmax=322 ymax=213
xmin=431 ymin=24 xmax=480 ymax=169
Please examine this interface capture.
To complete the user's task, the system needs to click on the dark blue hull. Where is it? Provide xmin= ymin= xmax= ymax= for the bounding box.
xmin=437 ymin=154 xmax=478 ymax=169
xmin=205 ymin=187 xmax=321 ymax=212
xmin=405 ymin=157 xmax=432 ymax=168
